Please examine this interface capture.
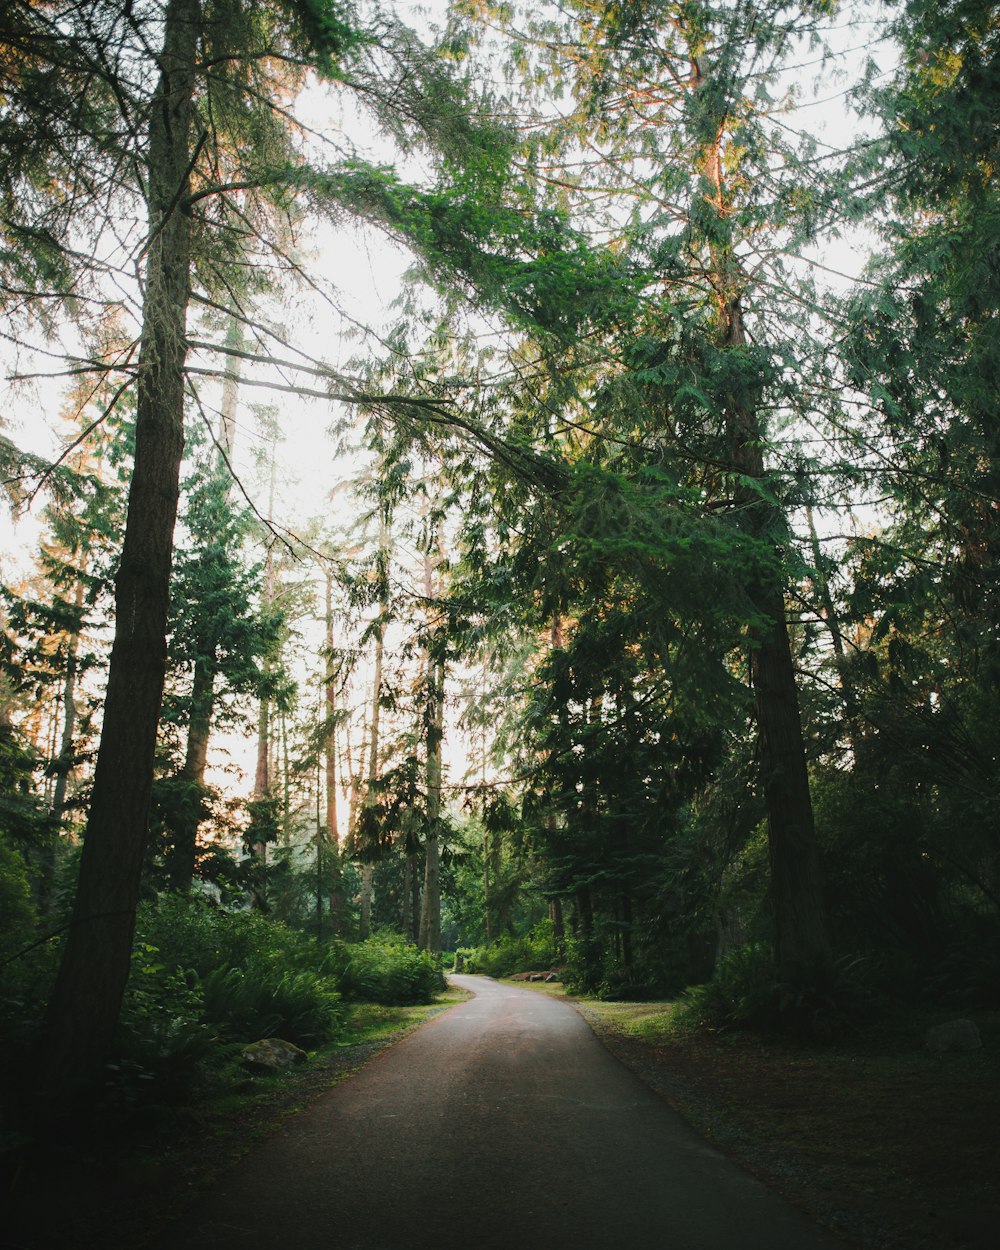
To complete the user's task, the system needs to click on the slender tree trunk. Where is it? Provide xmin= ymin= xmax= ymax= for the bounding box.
xmin=419 ymin=520 xmax=446 ymax=955
xmin=217 ymin=315 xmax=242 ymax=467
xmin=324 ymin=571 xmax=338 ymax=842
xmin=165 ymin=311 xmax=244 ymax=893
xmin=483 ymin=827 xmax=494 ymax=944
xmin=419 ymin=653 xmax=445 ymax=954
xmin=692 ymin=80 xmax=831 ymax=992
xmin=401 ymin=854 xmax=414 ymax=937
xmin=42 ymin=577 xmax=86 ymax=915
xmin=39 ymin=0 xmax=199 ymax=1101
xmin=51 ymin=576 xmax=85 ymax=818
xmin=167 ymin=654 xmax=213 ymax=890
xmin=249 ymin=533 xmax=276 ymax=910
xmin=549 ymin=897 xmax=565 ymax=957
xmin=359 ymin=617 xmax=383 ymax=940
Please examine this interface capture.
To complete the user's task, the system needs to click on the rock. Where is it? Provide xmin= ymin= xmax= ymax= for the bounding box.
xmin=241 ymin=1037 xmax=308 ymax=1072
xmin=924 ymin=1018 xmax=982 ymax=1053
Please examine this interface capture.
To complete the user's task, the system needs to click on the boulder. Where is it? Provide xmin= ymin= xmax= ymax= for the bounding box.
xmin=924 ymin=1018 xmax=982 ymax=1053
xmin=241 ymin=1037 xmax=308 ymax=1073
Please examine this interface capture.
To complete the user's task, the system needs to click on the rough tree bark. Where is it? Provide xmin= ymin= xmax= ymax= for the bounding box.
xmin=722 ymin=296 xmax=832 ymax=990
xmin=39 ymin=0 xmax=200 ymax=1101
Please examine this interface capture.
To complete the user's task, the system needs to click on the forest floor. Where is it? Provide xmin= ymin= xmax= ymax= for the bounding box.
xmin=515 ymin=983 xmax=999 ymax=1250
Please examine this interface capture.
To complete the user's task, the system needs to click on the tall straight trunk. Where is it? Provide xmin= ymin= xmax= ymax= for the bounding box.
xmin=51 ymin=576 xmax=85 ymax=818
xmin=166 ymin=310 xmax=245 ymax=892
xmin=254 ymin=667 xmax=271 ymax=800
xmin=280 ymin=707 xmax=290 ymax=839
xmin=249 ymin=530 xmax=276 ymax=909
xmin=419 ymin=524 xmax=445 ymax=955
xmin=39 ymin=0 xmax=200 ymax=1100
xmin=402 ymin=853 xmax=414 ymax=938
xmin=723 ymin=293 xmax=832 ymax=989
xmin=483 ymin=827 xmax=494 ymax=944
xmin=42 ymin=575 xmax=86 ymax=912
xmin=549 ymin=897 xmax=565 ymax=957
xmin=419 ymin=653 xmax=445 ymax=954
xmin=359 ymin=618 xmax=383 ymax=940
xmin=217 ymin=315 xmax=243 ymax=467
xmin=167 ymin=655 xmax=213 ymax=890
xmin=324 ymin=571 xmax=338 ymax=842
xmin=694 ymin=85 xmax=832 ymax=991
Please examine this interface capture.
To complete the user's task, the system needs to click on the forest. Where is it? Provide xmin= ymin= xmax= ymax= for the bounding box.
xmin=0 ymin=0 xmax=998 ymax=1130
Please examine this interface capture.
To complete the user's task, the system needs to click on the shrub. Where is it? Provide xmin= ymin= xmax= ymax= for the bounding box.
xmin=670 ymin=943 xmax=876 ymax=1038
xmin=201 ymin=966 xmax=344 ymax=1047
xmin=463 ymin=921 xmax=557 ymax=979
xmin=0 ymin=835 xmax=59 ymax=1057
xmin=116 ymin=897 xmax=344 ymax=1094
xmin=133 ymin=895 xmax=315 ymax=982
xmin=332 ymin=936 xmax=443 ymax=1006
xmin=669 ymin=942 xmax=776 ymax=1031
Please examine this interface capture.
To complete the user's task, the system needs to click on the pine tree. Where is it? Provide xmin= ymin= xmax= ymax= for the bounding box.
xmin=27 ymin=0 xmax=363 ymax=1101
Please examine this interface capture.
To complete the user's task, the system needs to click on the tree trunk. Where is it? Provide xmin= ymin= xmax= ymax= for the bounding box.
xmin=359 ymin=604 xmax=384 ymax=940
xmin=51 ymin=576 xmax=85 ymax=818
xmin=549 ymin=896 xmax=565 ymax=958
xmin=723 ymin=297 xmax=832 ymax=989
xmin=483 ymin=826 xmax=494 ymax=944
xmin=166 ymin=654 xmax=213 ymax=891
xmin=38 ymin=0 xmax=199 ymax=1103
xmin=419 ymin=653 xmax=445 ymax=954
xmin=324 ymin=570 xmax=338 ymax=842
xmin=217 ymin=315 xmax=243 ymax=468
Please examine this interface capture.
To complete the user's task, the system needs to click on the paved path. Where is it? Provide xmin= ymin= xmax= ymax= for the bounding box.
xmin=151 ymin=976 xmax=847 ymax=1250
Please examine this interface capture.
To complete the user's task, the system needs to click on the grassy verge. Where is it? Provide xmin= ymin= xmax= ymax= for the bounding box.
xmin=5 ymin=986 xmax=470 ymax=1250
xmin=504 ymin=980 xmax=999 ymax=1250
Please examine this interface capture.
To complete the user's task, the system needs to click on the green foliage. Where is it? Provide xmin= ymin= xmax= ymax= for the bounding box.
xmin=669 ymin=943 xmax=777 ymax=1032
xmin=462 ymin=921 xmax=557 ymax=978
xmin=330 ymin=934 xmax=444 ymax=1005
xmin=133 ymin=895 xmax=315 ymax=981
xmin=669 ymin=941 xmax=880 ymax=1040
xmin=0 ymin=833 xmax=58 ymax=1043
xmin=122 ymin=898 xmax=345 ymax=1067
xmin=116 ymin=940 xmax=217 ymax=1092
xmin=200 ymin=966 xmax=343 ymax=1047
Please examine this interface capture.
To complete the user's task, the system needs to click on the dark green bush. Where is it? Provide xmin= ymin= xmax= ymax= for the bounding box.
xmin=670 ymin=943 xmax=876 ymax=1038
xmin=133 ymin=895 xmax=315 ymax=982
xmin=462 ymin=921 xmax=556 ymax=979
xmin=669 ymin=942 xmax=776 ymax=1031
xmin=118 ymin=897 xmax=344 ymax=1088
xmin=201 ymin=966 xmax=343 ymax=1046
xmin=331 ymin=935 xmax=443 ymax=1005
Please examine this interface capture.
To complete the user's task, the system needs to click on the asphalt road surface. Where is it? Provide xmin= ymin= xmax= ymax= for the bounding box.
xmin=151 ymin=975 xmax=847 ymax=1250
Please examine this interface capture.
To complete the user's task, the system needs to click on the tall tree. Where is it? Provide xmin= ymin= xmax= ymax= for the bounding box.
xmin=39 ymin=0 xmax=202 ymax=1096
xmin=160 ymin=451 xmax=280 ymax=891
xmin=27 ymin=0 xmax=362 ymax=1099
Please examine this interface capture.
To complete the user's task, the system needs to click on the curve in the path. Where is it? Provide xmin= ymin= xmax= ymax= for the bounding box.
xmin=151 ymin=974 xmax=848 ymax=1250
